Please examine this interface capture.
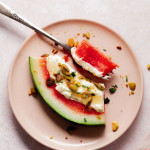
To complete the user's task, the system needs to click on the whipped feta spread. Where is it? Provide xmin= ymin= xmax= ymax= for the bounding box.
xmin=46 ymin=55 xmax=105 ymax=113
xmin=71 ymin=47 xmax=111 ymax=80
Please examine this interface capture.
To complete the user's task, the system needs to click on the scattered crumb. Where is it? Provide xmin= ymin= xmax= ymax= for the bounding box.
xmin=50 ymin=136 xmax=53 ymax=139
xmin=41 ymin=54 xmax=49 ymax=57
xmin=93 ymin=35 xmax=95 ymax=37
xmin=128 ymin=82 xmax=136 ymax=91
xmin=82 ymin=33 xmax=86 ymax=37
xmin=85 ymin=32 xmax=90 ymax=39
xmin=80 ymin=140 xmax=83 ymax=142
xmin=125 ymin=75 xmax=128 ymax=82
xmin=68 ymin=38 xmax=74 ymax=47
xmin=126 ymin=84 xmax=129 ymax=88
xmin=112 ymin=120 xmax=119 ymax=132
xmin=147 ymin=64 xmax=150 ymax=70
xmin=131 ymin=91 xmax=134 ymax=95
xmin=116 ymin=46 xmax=122 ymax=50
xmin=28 ymin=87 xmax=36 ymax=96
xmin=106 ymin=55 xmax=111 ymax=59
xmin=50 ymin=43 xmax=53 ymax=46
xmin=52 ymin=49 xmax=58 ymax=54
xmin=64 ymin=31 xmax=67 ymax=33
xmin=74 ymin=41 xmax=79 ymax=47
xmin=28 ymin=91 xmax=32 ymax=95
xmin=77 ymin=33 xmax=80 ymax=36
xmin=65 ymin=137 xmax=68 ymax=139
xmin=103 ymin=49 xmax=107 ymax=52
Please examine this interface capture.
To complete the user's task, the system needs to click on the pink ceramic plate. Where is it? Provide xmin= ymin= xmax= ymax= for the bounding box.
xmin=8 ymin=19 xmax=143 ymax=149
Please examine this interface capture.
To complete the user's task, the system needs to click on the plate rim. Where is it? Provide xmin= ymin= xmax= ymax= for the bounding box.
xmin=8 ymin=18 xmax=144 ymax=149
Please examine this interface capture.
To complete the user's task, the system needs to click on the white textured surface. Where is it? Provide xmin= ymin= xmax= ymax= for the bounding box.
xmin=0 ymin=0 xmax=150 ymax=150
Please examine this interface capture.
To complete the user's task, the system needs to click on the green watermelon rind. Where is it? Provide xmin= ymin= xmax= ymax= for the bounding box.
xmin=29 ymin=56 xmax=105 ymax=125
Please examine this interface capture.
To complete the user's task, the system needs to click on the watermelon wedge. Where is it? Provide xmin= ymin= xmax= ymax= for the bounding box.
xmin=71 ymin=40 xmax=118 ymax=78
xmin=29 ymin=56 xmax=105 ymax=125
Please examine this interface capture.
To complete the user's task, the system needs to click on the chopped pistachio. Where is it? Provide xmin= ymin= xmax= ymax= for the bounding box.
xmin=61 ymin=64 xmax=70 ymax=75
xmin=68 ymin=84 xmax=78 ymax=92
xmin=112 ymin=121 xmax=119 ymax=131
xmin=94 ymin=82 xmax=105 ymax=91
xmin=71 ymin=72 xmax=76 ymax=77
xmin=52 ymin=49 xmax=58 ymax=54
xmin=109 ymin=85 xmax=118 ymax=94
xmin=56 ymin=74 xmax=63 ymax=82
xmin=106 ymin=55 xmax=111 ymax=59
xmin=147 ymin=64 xmax=150 ymax=70
xmin=76 ymin=84 xmax=79 ymax=87
xmin=82 ymin=85 xmax=89 ymax=89
xmin=116 ymin=46 xmax=122 ymax=50
xmin=85 ymin=32 xmax=90 ymax=39
xmin=104 ymin=97 xmax=110 ymax=104
xmin=74 ymin=41 xmax=79 ymax=47
xmin=68 ymin=38 xmax=74 ymax=47
xmin=129 ymin=82 xmax=136 ymax=91
xmin=126 ymin=75 xmax=128 ymax=82
xmin=82 ymin=33 xmax=86 ymax=37
xmin=46 ymin=77 xmax=55 ymax=87
xmin=41 ymin=54 xmax=49 ymax=57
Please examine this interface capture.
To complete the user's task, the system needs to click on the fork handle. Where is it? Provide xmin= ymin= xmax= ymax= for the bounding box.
xmin=0 ymin=2 xmax=71 ymax=52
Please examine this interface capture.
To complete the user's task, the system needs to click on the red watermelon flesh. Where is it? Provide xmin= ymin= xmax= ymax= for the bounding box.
xmin=75 ymin=40 xmax=118 ymax=76
xmin=40 ymin=58 xmax=101 ymax=115
xmin=29 ymin=57 xmax=105 ymax=125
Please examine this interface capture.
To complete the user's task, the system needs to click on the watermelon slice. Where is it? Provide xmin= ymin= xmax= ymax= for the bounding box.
xmin=29 ymin=56 xmax=105 ymax=125
xmin=71 ymin=40 xmax=118 ymax=78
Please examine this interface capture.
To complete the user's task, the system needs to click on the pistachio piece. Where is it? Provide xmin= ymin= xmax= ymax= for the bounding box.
xmin=129 ymin=82 xmax=136 ymax=91
xmin=112 ymin=120 xmax=119 ymax=132
xmin=85 ymin=32 xmax=90 ymax=39
xmin=61 ymin=64 xmax=70 ymax=75
xmin=41 ymin=54 xmax=49 ymax=57
xmin=81 ymin=93 xmax=93 ymax=103
xmin=81 ymin=93 xmax=87 ymax=99
xmin=63 ymin=74 xmax=72 ymax=80
xmin=94 ymin=82 xmax=105 ymax=91
xmin=56 ymin=74 xmax=63 ymax=82
xmin=68 ymin=38 xmax=74 ymax=47
xmin=86 ymin=96 xmax=93 ymax=106
xmin=68 ymin=84 xmax=78 ymax=92
xmin=46 ymin=77 xmax=55 ymax=87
